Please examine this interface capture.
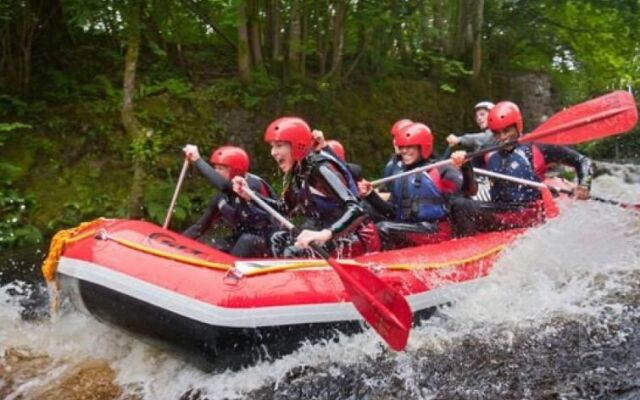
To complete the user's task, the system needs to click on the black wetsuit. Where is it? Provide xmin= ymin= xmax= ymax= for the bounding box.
xmin=182 ymin=159 xmax=276 ymax=258
xmin=254 ymin=151 xmax=376 ymax=258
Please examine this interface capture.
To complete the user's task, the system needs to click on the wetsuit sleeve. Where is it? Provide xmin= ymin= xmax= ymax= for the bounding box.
xmin=251 ymin=191 xmax=290 ymax=216
xmin=182 ymin=195 xmax=221 ymax=238
xmin=363 ymin=190 xmax=396 ymax=220
xmin=537 ymin=144 xmax=594 ymax=187
xmin=315 ymin=164 xmax=366 ymax=237
xmin=460 ymin=162 xmax=478 ymax=196
xmin=194 ymin=159 xmax=232 ymax=193
xmin=437 ymin=164 xmax=463 ymax=194
xmin=459 ymin=131 xmax=494 ymax=149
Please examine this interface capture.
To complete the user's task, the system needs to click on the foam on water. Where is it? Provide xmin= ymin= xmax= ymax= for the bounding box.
xmin=1 ymin=163 xmax=639 ymax=399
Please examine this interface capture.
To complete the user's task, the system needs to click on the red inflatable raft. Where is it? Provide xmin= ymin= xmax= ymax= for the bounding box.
xmin=43 ymin=184 xmax=564 ymax=370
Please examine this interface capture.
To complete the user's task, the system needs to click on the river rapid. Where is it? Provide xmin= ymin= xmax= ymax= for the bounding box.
xmin=1 ymin=162 xmax=639 ymax=400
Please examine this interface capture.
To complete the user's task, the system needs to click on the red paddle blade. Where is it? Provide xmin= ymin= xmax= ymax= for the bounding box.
xmin=327 ymin=258 xmax=412 ymax=351
xmin=524 ymin=90 xmax=638 ymax=146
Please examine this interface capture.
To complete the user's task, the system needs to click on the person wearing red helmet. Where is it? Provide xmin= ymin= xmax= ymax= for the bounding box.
xmin=325 ymin=140 xmax=345 ymax=162
xmin=380 ymin=119 xmax=413 ymax=193
xmin=312 ymin=130 xmax=365 ymax=181
xmin=449 ymin=100 xmax=593 ymax=236
xmin=233 ymin=117 xmax=379 ymax=258
xmin=357 ymin=122 xmax=470 ymax=249
xmin=182 ymin=144 xmax=277 ymax=257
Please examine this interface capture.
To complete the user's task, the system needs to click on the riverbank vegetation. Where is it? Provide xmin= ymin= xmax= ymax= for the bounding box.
xmin=1 ymin=0 xmax=638 ymax=248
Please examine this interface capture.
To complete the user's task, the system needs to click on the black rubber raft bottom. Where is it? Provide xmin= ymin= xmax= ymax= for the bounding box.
xmin=70 ymin=277 xmax=436 ymax=372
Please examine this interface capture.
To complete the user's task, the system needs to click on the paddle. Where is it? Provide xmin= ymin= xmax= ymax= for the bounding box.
xmin=473 ymin=168 xmax=640 ymax=210
xmin=242 ymin=186 xmax=412 ymax=351
xmin=440 ymin=145 xmax=453 ymax=160
xmin=163 ymin=158 xmax=190 ymax=229
xmin=371 ymin=90 xmax=638 ymax=187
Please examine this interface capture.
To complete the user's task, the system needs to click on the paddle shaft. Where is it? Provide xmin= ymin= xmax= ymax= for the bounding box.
xmin=163 ymin=158 xmax=189 ymax=229
xmin=371 ymin=140 xmax=509 ymax=186
xmin=473 ymin=168 xmax=639 ymax=209
xmin=244 ymin=186 xmax=295 ymax=230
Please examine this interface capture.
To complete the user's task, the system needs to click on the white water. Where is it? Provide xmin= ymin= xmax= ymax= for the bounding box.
xmin=1 ymin=163 xmax=639 ymax=399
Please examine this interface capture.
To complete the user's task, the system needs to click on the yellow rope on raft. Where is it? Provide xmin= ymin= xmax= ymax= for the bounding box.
xmin=41 ymin=218 xmax=107 ymax=282
xmin=385 ymin=244 xmax=507 ymax=271
xmin=243 ymin=243 xmax=507 ymax=276
xmin=106 ymin=235 xmax=232 ymax=271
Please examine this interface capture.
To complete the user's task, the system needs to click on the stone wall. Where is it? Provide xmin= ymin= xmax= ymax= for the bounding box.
xmin=493 ymin=72 xmax=555 ymax=131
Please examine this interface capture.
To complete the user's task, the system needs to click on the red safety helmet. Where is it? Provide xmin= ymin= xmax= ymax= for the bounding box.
xmin=390 ymin=119 xmax=413 ymax=137
xmin=326 ymin=140 xmax=346 ymax=161
xmin=264 ymin=117 xmax=313 ymax=162
xmin=395 ymin=122 xmax=433 ymax=159
xmin=488 ymin=101 xmax=523 ymax=134
xmin=209 ymin=145 xmax=250 ymax=179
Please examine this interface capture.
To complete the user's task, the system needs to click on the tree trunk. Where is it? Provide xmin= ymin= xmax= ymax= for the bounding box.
xmin=18 ymin=0 xmax=40 ymax=98
xmin=344 ymin=25 xmax=367 ymax=81
xmin=448 ymin=0 xmax=484 ymax=72
xmin=122 ymin=0 xmax=146 ymax=219
xmin=287 ymin=0 xmax=302 ymax=77
xmin=315 ymin=0 xmax=328 ymax=75
xmin=471 ymin=0 xmax=484 ymax=77
xmin=326 ymin=0 xmax=347 ymax=80
xmin=300 ymin=0 xmax=308 ymax=77
xmin=264 ymin=0 xmax=274 ymax=58
xmin=271 ymin=0 xmax=282 ymax=62
xmin=247 ymin=0 xmax=263 ymax=68
xmin=237 ymin=0 xmax=252 ymax=83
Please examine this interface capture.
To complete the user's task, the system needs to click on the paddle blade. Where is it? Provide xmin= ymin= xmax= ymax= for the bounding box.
xmin=326 ymin=258 xmax=412 ymax=351
xmin=524 ymin=91 xmax=638 ymax=146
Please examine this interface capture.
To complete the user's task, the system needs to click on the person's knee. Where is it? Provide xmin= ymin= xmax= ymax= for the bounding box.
xmin=232 ymin=234 xmax=269 ymax=258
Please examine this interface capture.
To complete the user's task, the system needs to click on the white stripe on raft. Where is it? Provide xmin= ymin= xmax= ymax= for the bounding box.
xmin=57 ymin=257 xmax=487 ymax=328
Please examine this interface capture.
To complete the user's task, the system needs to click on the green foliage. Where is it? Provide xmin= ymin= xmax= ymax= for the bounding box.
xmin=0 ymin=95 xmax=28 ymax=117
xmin=204 ymin=74 xmax=278 ymax=109
xmin=0 ymin=122 xmax=31 ymax=133
xmin=139 ymin=77 xmax=192 ymax=98
xmin=130 ymin=128 xmax=168 ymax=164
xmin=0 ymin=189 xmax=42 ymax=249
xmin=0 ymin=122 xmax=42 ymax=248
xmin=142 ymin=179 xmax=207 ymax=228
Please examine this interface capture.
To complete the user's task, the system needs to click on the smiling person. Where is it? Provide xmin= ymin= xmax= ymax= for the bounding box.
xmin=449 ymin=100 xmax=593 ymax=237
xmin=378 ymin=119 xmax=413 ymax=195
xmin=356 ymin=122 xmax=471 ymax=249
xmin=232 ymin=117 xmax=380 ymax=259
xmin=181 ymin=144 xmax=277 ymax=257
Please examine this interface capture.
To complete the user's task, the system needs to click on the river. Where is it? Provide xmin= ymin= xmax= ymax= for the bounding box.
xmin=1 ymin=162 xmax=639 ymax=399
